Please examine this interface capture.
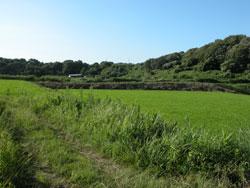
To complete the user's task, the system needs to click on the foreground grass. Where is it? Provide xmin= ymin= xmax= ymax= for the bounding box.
xmin=0 ymin=98 xmax=36 ymax=187
xmin=0 ymin=98 xmax=230 ymax=187
xmin=42 ymin=94 xmax=250 ymax=182
xmin=1 ymin=80 xmax=250 ymax=187
xmin=0 ymin=95 xmax=233 ymax=188
xmin=0 ymin=95 xmax=111 ymax=187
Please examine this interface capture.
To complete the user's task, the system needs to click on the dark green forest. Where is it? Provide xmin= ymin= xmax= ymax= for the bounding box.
xmin=145 ymin=35 xmax=250 ymax=73
xmin=0 ymin=35 xmax=250 ymax=81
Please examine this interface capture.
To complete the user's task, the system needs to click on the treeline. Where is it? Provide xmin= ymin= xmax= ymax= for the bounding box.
xmin=0 ymin=35 xmax=249 ymax=78
xmin=145 ymin=35 xmax=250 ymax=73
xmin=0 ymin=58 xmax=137 ymax=77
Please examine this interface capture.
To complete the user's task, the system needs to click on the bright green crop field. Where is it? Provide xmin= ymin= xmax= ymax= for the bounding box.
xmin=1 ymin=80 xmax=250 ymax=132
xmin=69 ymin=89 xmax=250 ymax=132
xmin=0 ymin=79 xmax=48 ymax=96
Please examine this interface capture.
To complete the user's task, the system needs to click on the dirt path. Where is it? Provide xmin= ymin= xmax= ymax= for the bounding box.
xmin=23 ymin=130 xmax=82 ymax=188
xmin=35 ymin=166 xmax=78 ymax=188
xmin=48 ymin=126 xmax=137 ymax=187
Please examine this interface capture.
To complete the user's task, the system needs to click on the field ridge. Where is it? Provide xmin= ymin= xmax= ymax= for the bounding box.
xmin=38 ymin=81 xmax=248 ymax=94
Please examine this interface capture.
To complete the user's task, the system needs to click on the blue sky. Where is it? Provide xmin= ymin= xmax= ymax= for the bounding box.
xmin=0 ymin=0 xmax=249 ymax=63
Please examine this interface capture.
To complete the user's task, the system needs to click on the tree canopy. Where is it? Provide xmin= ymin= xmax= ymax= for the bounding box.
xmin=0 ymin=35 xmax=249 ymax=78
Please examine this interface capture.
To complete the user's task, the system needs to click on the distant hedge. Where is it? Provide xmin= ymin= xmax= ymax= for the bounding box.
xmin=38 ymin=81 xmax=241 ymax=93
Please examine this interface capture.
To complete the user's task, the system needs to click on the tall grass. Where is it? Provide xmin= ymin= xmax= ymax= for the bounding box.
xmin=34 ymin=94 xmax=250 ymax=186
xmin=0 ymin=80 xmax=250 ymax=186
xmin=0 ymin=101 xmax=36 ymax=188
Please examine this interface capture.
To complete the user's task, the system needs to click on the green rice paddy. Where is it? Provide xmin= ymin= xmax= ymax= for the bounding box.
xmin=1 ymin=80 xmax=249 ymax=132
xmin=70 ymin=89 xmax=250 ymax=132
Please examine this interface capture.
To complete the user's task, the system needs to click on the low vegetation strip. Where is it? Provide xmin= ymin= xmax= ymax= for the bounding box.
xmin=38 ymin=81 xmax=247 ymax=94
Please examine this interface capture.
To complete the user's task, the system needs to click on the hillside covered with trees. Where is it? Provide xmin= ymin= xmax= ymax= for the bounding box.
xmin=0 ymin=35 xmax=249 ymax=83
xmin=145 ymin=35 xmax=250 ymax=73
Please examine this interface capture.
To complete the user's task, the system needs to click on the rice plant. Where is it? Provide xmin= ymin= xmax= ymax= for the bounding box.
xmin=37 ymin=93 xmax=250 ymax=185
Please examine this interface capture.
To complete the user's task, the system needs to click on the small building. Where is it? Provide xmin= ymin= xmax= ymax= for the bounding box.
xmin=68 ymin=74 xmax=82 ymax=78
